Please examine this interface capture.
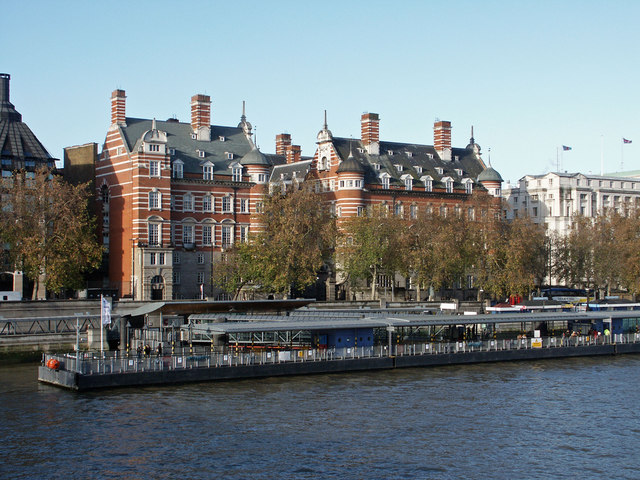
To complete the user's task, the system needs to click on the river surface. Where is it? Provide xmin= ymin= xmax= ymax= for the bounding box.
xmin=1 ymin=356 xmax=639 ymax=479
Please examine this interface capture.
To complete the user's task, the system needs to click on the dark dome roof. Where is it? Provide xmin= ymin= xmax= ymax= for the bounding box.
xmin=240 ymin=145 xmax=271 ymax=166
xmin=337 ymin=154 xmax=364 ymax=174
xmin=477 ymin=165 xmax=503 ymax=183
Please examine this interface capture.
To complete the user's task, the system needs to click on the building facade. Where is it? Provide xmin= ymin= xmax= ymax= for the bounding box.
xmin=0 ymin=73 xmax=58 ymax=298
xmin=271 ymin=112 xmax=500 ymax=300
xmin=97 ymin=89 xmax=500 ymax=301
xmin=97 ymin=91 xmax=290 ymax=300
xmin=503 ymin=171 xmax=640 ymax=236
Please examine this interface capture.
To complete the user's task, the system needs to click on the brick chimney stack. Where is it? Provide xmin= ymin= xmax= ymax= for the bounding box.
xmin=276 ymin=133 xmax=292 ymax=156
xmin=361 ymin=113 xmax=380 ymax=155
xmin=191 ymin=94 xmax=211 ymax=141
xmin=434 ymin=120 xmax=452 ymax=161
xmin=191 ymin=94 xmax=211 ymax=130
xmin=111 ymin=89 xmax=126 ymax=127
xmin=286 ymin=145 xmax=301 ymax=164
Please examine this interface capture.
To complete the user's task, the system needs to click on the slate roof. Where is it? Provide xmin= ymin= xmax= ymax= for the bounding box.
xmin=240 ymin=145 xmax=271 ymax=166
xmin=331 ymin=137 xmax=488 ymax=191
xmin=477 ymin=165 xmax=503 ymax=183
xmin=0 ymin=74 xmax=56 ymax=169
xmin=270 ymin=159 xmax=313 ymax=183
xmin=120 ymin=117 xmax=255 ymax=175
xmin=336 ymin=153 xmax=365 ymax=173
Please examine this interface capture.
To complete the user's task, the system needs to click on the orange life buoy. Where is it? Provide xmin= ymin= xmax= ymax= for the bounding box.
xmin=47 ymin=359 xmax=60 ymax=370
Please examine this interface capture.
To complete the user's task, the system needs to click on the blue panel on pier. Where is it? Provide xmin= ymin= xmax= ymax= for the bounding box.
xmin=326 ymin=328 xmax=374 ymax=348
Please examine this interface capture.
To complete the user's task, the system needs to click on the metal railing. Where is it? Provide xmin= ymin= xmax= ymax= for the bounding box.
xmin=42 ymin=333 xmax=640 ymax=376
xmin=1 ymin=316 xmax=99 ymax=335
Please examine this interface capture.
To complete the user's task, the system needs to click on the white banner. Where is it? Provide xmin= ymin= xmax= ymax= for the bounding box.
xmin=101 ymin=296 xmax=111 ymax=325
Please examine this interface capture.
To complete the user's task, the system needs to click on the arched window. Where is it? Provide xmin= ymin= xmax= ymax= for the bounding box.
xmin=149 ymin=190 xmax=160 ymax=210
xmin=203 ymin=194 xmax=213 ymax=212
xmin=148 ymin=222 xmax=160 ymax=246
xmin=183 ymin=193 xmax=194 ymax=212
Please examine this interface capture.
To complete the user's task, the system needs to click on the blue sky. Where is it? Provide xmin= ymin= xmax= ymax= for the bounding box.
xmin=3 ymin=0 xmax=639 ymax=185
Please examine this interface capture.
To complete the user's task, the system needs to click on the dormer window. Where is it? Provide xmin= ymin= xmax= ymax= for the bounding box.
xmin=443 ymin=176 xmax=454 ymax=193
xmin=203 ymin=163 xmax=214 ymax=180
xmin=373 ymin=163 xmax=381 ymax=170
xmin=406 ymin=152 xmax=413 ymax=158
xmin=380 ymin=173 xmax=391 ymax=190
xmin=172 ymin=160 xmax=183 ymax=179
xmin=427 ymin=153 xmax=434 ymax=160
xmin=436 ymin=167 xmax=444 ymax=175
xmin=387 ymin=150 xmax=394 ymax=155
xmin=232 ymin=166 xmax=242 ymax=182
xmin=455 ymin=168 xmax=463 ymax=176
xmin=421 ymin=175 xmax=433 ymax=192
xmin=226 ymin=152 xmax=234 ymax=160
xmin=415 ymin=166 xmax=423 ymax=174
xmin=454 ymin=155 xmax=459 ymax=161
xmin=357 ymin=147 xmax=364 ymax=154
xmin=191 ymin=133 xmax=197 ymax=140
xmin=463 ymin=178 xmax=474 ymax=194
xmin=169 ymin=148 xmax=175 ymax=155
xmin=395 ymin=164 xmax=403 ymax=172
xmin=219 ymin=136 xmax=225 ymax=142
xmin=402 ymin=175 xmax=413 ymax=191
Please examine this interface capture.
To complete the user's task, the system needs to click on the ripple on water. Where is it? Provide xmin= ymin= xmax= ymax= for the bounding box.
xmin=2 ymin=357 xmax=640 ymax=479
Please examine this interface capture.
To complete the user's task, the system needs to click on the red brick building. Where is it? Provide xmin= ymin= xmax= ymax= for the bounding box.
xmin=97 ymin=90 xmax=289 ymax=300
xmin=268 ymin=113 xmax=500 ymax=300
xmin=97 ymin=88 xmax=500 ymax=300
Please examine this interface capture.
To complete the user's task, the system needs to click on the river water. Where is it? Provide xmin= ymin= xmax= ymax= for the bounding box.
xmin=1 ymin=356 xmax=639 ymax=479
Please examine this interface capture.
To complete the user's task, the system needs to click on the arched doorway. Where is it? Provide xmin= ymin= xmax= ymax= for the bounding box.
xmin=150 ymin=275 xmax=164 ymax=300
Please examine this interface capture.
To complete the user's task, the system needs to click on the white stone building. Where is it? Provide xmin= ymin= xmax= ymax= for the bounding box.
xmin=503 ymin=171 xmax=640 ymax=236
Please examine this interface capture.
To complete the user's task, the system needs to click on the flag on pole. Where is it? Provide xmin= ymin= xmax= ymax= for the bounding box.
xmin=623 ymin=138 xmax=632 ymax=144
xmin=101 ymin=295 xmax=111 ymax=325
xmin=562 ymin=145 xmax=572 ymax=151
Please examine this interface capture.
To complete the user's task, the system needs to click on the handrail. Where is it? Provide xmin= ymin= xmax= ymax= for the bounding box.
xmin=42 ymin=333 xmax=640 ymax=377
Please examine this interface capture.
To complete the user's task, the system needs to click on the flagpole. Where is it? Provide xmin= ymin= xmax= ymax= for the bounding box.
xmin=600 ymin=135 xmax=604 ymax=176
xmin=621 ymin=138 xmax=624 ymax=171
xmin=100 ymin=294 xmax=104 ymax=356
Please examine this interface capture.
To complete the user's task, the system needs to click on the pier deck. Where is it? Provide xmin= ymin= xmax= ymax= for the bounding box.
xmin=38 ymin=334 xmax=640 ymax=391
